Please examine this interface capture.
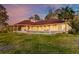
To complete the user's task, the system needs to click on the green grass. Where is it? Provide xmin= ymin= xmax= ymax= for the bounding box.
xmin=0 ymin=32 xmax=79 ymax=54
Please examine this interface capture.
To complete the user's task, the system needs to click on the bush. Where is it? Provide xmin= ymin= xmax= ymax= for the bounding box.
xmin=68 ymin=29 xmax=79 ymax=34
xmin=0 ymin=28 xmax=9 ymax=33
xmin=68 ymin=18 xmax=79 ymax=34
xmin=68 ymin=29 xmax=75 ymax=34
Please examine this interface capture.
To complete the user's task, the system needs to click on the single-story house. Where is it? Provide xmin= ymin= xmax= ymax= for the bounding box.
xmin=11 ymin=19 xmax=71 ymax=33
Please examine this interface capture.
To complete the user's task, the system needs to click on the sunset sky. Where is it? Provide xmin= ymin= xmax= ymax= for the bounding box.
xmin=3 ymin=4 xmax=79 ymax=25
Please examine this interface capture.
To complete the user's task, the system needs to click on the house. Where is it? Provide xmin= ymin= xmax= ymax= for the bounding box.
xmin=11 ymin=19 xmax=71 ymax=34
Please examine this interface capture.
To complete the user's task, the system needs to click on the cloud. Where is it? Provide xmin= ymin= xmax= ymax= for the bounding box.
xmin=7 ymin=5 xmax=28 ymax=18
xmin=4 ymin=4 xmax=74 ymax=25
xmin=5 ymin=5 xmax=29 ymax=25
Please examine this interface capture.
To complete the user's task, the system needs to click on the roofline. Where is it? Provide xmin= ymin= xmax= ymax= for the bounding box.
xmin=12 ymin=19 xmax=65 ymax=26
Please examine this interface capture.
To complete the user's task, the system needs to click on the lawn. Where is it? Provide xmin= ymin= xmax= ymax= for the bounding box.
xmin=0 ymin=32 xmax=79 ymax=54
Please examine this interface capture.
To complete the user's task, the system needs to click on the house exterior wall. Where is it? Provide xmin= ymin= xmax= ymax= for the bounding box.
xmin=20 ymin=23 xmax=71 ymax=33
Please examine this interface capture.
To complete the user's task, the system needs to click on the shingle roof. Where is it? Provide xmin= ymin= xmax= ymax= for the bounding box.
xmin=14 ymin=19 xmax=64 ymax=26
xmin=17 ymin=20 xmax=34 ymax=25
xmin=34 ymin=19 xmax=64 ymax=25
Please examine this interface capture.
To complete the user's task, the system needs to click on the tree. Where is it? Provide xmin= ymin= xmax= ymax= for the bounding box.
xmin=0 ymin=5 xmax=9 ymax=32
xmin=34 ymin=14 xmax=40 ymax=20
xmin=45 ymin=8 xmax=53 ymax=20
xmin=29 ymin=16 xmax=33 ymax=20
xmin=55 ymin=6 xmax=79 ymax=34
xmin=45 ymin=8 xmax=58 ymax=20
xmin=68 ymin=18 xmax=79 ymax=34
xmin=55 ymin=6 xmax=75 ymax=21
xmin=29 ymin=14 xmax=40 ymax=20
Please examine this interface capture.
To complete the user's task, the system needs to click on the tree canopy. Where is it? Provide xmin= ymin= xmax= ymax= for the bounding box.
xmin=55 ymin=6 xmax=79 ymax=34
xmin=29 ymin=14 xmax=40 ymax=20
xmin=45 ymin=8 xmax=53 ymax=20
xmin=55 ymin=6 xmax=75 ymax=21
xmin=34 ymin=14 xmax=40 ymax=20
xmin=0 ymin=5 xmax=9 ymax=32
xmin=45 ymin=8 xmax=58 ymax=20
xmin=0 ymin=5 xmax=8 ymax=23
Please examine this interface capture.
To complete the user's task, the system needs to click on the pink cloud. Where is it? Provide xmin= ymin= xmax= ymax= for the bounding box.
xmin=7 ymin=5 xmax=28 ymax=18
xmin=6 ymin=5 xmax=29 ymax=25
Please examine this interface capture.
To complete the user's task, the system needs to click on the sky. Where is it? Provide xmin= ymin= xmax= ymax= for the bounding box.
xmin=2 ymin=4 xmax=79 ymax=25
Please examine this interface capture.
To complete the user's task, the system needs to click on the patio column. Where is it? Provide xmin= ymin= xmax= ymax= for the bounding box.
xmin=16 ymin=25 xmax=18 ymax=31
xmin=13 ymin=26 xmax=15 ymax=32
xmin=28 ymin=26 xmax=29 ymax=31
xmin=49 ymin=25 xmax=51 ymax=33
